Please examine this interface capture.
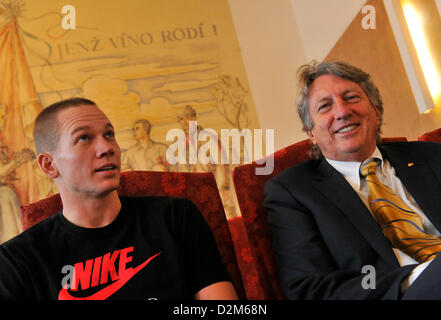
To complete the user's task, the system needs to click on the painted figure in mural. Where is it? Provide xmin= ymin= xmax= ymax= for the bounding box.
xmin=210 ymin=75 xmax=249 ymax=130
xmin=0 ymin=97 xmax=238 ymax=299
xmin=176 ymin=105 xmax=235 ymax=218
xmin=0 ymin=145 xmax=34 ymax=244
xmin=121 ymin=119 xmax=170 ymax=172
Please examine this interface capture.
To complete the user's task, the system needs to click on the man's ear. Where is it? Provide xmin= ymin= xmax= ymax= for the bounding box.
xmin=37 ymin=153 xmax=59 ymax=179
xmin=306 ymin=130 xmax=317 ymax=145
xmin=375 ymin=108 xmax=381 ymax=126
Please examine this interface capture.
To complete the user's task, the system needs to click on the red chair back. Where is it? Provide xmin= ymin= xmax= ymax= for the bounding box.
xmin=21 ymin=170 xmax=245 ymax=299
xmin=418 ymin=128 xmax=441 ymax=142
xmin=227 ymin=216 xmax=262 ymax=299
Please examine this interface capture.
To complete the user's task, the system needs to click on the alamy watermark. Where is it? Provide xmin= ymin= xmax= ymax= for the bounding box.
xmin=361 ymin=5 xmax=376 ymax=30
xmin=61 ymin=4 xmax=377 ymax=32
xmin=361 ymin=265 xmax=376 ymax=290
xmin=166 ymin=121 xmax=274 ymax=175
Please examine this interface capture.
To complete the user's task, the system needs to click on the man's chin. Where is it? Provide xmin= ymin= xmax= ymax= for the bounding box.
xmin=92 ymin=183 xmax=120 ymax=198
xmin=340 ymin=146 xmax=376 ymax=162
xmin=321 ymin=143 xmax=374 ymax=162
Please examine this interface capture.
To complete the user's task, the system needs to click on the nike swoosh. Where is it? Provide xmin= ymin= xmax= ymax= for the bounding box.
xmin=58 ymin=252 xmax=161 ymax=300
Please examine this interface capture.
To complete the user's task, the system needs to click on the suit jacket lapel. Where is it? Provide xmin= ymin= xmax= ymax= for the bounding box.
xmin=379 ymin=144 xmax=441 ymax=231
xmin=312 ymin=158 xmax=399 ymax=268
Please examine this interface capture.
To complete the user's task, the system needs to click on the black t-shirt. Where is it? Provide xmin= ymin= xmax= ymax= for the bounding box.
xmin=0 ymin=196 xmax=230 ymax=300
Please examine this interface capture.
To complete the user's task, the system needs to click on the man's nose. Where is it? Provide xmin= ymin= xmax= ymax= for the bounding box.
xmin=96 ymin=137 xmax=116 ymax=157
xmin=333 ymin=98 xmax=352 ymax=120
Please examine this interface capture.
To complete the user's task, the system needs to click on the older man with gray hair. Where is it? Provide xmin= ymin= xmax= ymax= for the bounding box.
xmin=264 ymin=60 xmax=441 ymax=299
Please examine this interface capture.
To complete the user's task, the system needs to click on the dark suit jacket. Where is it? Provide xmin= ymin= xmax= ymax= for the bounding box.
xmin=264 ymin=141 xmax=441 ymax=299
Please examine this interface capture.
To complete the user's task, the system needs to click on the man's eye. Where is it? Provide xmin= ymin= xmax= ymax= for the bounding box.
xmin=105 ymin=131 xmax=115 ymax=139
xmin=318 ymin=104 xmax=330 ymax=111
xmin=77 ymin=135 xmax=89 ymax=142
xmin=346 ymin=95 xmax=360 ymax=101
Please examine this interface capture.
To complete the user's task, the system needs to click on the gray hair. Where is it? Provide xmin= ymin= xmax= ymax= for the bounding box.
xmin=296 ymin=60 xmax=384 ymax=158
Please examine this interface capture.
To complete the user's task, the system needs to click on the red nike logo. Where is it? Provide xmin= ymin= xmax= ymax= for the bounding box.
xmin=58 ymin=252 xmax=161 ymax=300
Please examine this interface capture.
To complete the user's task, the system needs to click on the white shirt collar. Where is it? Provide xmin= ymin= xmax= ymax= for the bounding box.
xmin=325 ymin=147 xmax=383 ymax=190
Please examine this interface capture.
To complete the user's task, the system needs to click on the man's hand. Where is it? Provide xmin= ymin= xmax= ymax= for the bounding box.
xmin=195 ymin=281 xmax=238 ymax=300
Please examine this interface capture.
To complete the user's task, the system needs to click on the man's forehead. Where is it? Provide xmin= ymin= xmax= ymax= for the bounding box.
xmin=308 ymin=75 xmax=364 ymax=103
xmin=57 ymin=105 xmax=113 ymax=133
xmin=309 ymin=75 xmax=362 ymax=97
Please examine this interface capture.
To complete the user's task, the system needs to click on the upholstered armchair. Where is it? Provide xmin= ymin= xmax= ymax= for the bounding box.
xmin=232 ymin=136 xmax=408 ymax=300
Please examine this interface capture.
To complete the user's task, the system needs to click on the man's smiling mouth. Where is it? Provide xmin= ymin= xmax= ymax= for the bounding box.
xmin=335 ymin=124 xmax=359 ymax=134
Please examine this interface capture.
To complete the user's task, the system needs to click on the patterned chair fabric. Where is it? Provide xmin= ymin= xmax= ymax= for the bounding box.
xmin=232 ymin=136 xmax=408 ymax=300
xmin=20 ymin=170 xmax=246 ymax=299
xmin=227 ymin=216 xmax=263 ymax=299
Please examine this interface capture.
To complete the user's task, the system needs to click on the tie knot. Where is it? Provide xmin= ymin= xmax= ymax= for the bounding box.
xmin=360 ymin=159 xmax=379 ymax=177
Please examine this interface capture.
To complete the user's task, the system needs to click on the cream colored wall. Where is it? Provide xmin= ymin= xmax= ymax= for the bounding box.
xmin=228 ymin=0 xmax=307 ymax=150
xmin=228 ymin=0 xmax=367 ymax=150
xmin=229 ymin=0 xmax=441 ymax=150
xmin=290 ymin=0 xmax=366 ymax=62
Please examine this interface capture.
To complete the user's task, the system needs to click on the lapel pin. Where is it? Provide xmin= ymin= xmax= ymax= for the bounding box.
xmin=408 ymin=162 xmax=414 ymax=167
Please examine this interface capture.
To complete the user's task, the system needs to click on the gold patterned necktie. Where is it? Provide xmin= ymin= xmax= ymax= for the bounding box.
xmin=360 ymin=159 xmax=441 ymax=263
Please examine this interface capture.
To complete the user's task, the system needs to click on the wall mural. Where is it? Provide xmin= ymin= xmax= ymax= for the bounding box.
xmin=0 ymin=0 xmax=261 ymax=243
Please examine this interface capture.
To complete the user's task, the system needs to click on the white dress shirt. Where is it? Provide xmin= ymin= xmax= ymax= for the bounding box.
xmin=326 ymin=147 xmax=438 ymax=291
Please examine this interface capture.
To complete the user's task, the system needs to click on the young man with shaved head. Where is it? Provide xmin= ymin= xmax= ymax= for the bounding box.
xmin=0 ymin=98 xmax=237 ymax=300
